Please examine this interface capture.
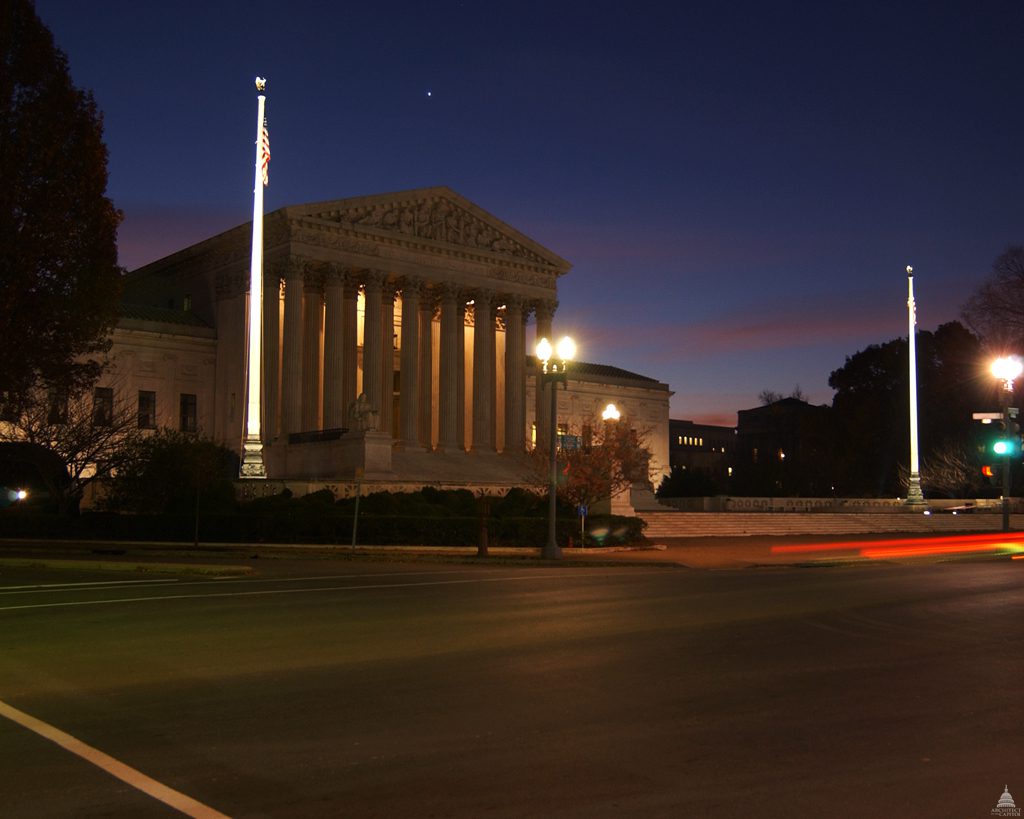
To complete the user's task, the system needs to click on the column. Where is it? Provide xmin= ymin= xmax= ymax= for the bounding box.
xmin=504 ymin=295 xmax=527 ymax=452
xmin=261 ymin=269 xmax=281 ymax=442
xmin=214 ymin=272 xmax=245 ymax=447
xmin=322 ymin=265 xmax=346 ymax=430
xmin=380 ymin=282 xmax=397 ymax=438
xmin=471 ymin=290 xmax=496 ymax=452
xmin=280 ymin=260 xmax=305 ymax=437
xmin=362 ymin=271 xmax=384 ymax=423
xmin=300 ymin=271 xmax=323 ymax=432
xmin=398 ymin=278 xmax=421 ymax=448
xmin=417 ymin=291 xmax=435 ymax=449
xmin=457 ymin=298 xmax=467 ymax=451
xmin=534 ymin=300 xmax=555 ymax=451
xmin=437 ymin=283 xmax=461 ymax=450
xmin=341 ymin=270 xmax=359 ymax=418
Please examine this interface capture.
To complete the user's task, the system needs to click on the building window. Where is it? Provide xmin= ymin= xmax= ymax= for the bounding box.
xmin=47 ymin=386 xmax=68 ymax=425
xmin=93 ymin=387 xmax=113 ymax=427
xmin=179 ymin=393 xmax=197 ymax=433
xmin=138 ymin=390 xmax=157 ymax=429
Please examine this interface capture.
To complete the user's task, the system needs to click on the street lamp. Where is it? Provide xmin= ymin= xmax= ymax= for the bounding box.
xmin=536 ymin=335 xmax=575 ymax=559
xmin=991 ymin=355 xmax=1023 ymax=532
xmin=602 ymin=403 xmax=621 ymax=422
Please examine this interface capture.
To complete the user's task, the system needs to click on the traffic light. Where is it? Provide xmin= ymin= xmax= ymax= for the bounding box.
xmin=982 ymin=464 xmax=995 ymax=478
xmin=992 ymin=436 xmax=1019 ymax=457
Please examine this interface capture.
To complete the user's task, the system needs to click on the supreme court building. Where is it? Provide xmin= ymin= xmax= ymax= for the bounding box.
xmin=113 ymin=187 xmax=671 ymax=491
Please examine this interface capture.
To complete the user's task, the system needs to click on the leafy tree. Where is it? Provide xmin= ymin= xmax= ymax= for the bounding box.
xmin=828 ymin=321 xmax=990 ymax=497
xmin=100 ymin=430 xmax=239 ymax=515
xmin=962 ymin=246 xmax=1024 ymax=353
xmin=533 ymin=417 xmax=652 ymax=512
xmin=0 ymin=382 xmax=141 ymax=515
xmin=0 ymin=0 xmax=122 ymax=409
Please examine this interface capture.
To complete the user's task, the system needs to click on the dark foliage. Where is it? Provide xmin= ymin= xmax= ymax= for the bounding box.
xmin=0 ymin=1 xmax=122 ymax=408
xmin=828 ymin=321 xmax=994 ymax=496
xmin=7 ymin=486 xmax=645 ymax=547
xmin=99 ymin=431 xmax=239 ymax=515
xmin=656 ymin=465 xmax=718 ymax=498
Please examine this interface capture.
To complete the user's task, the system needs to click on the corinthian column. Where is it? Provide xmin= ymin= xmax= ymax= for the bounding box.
xmin=300 ymin=271 xmax=323 ymax=431
xmin=362 ymin=272 xmax=384 ymax=423
xmin=437 ymin=282 xmax=462 ymax=451
xmin=380 ymin=282 xmax=397 ymax=437
xmin=280 ymin=260 xmax=305 ymax=436
xmin=322 ymin=265 xmax=346 ymax=430
xmin=471 ymin=290 xmax=496 ymax=452
xmin=262 ymin=268 xmax=281 ymax=442
xmin=341 ymin=271 xmax=359 ymax=416
xmin=418 ymin=293 xmax=435 ymax=448
xmin=398 ymin=278 xmax=421 ymax=448
xmin=504 ymin=295 xmax=527 ymax=452
xmin=534 ymin=300 xmax=556 ymax=451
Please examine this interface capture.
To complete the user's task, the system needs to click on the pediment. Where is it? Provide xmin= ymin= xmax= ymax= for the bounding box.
xmin=283 ymin=187 xmax=571 ymax=274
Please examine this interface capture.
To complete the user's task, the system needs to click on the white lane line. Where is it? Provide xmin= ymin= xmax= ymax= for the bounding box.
xmin=0 ymin=569 xmax=472 ymax=597
xmin=0 ymin=698 xmax=230 ymax=818
xmin=0 ymin=579 xmax=180 ymax=593
xmin=0 ymin=570 xmax=648 ymax=612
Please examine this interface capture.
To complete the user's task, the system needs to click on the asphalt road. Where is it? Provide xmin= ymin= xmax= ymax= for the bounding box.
xmin=0 ymin=556 xmax=1022 ymax=818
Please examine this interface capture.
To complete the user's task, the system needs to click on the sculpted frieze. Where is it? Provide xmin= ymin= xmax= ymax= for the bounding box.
xmin=312 ymin=196 xmax=547 ymax=264
xmin=291 ymin=226 xmax=380 ymax=257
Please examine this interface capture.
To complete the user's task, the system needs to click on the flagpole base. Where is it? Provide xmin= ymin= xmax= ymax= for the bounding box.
xmin=905 ymin=473 xmax=925 ymax=506
xmin=240 ymin=436 xmax=267 ymax=479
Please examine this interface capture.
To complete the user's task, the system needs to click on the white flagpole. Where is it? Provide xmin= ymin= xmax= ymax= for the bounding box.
xmin=906 ymin=265 xmax=924 ymax=504
xmin=241 ymin=77 xmax=268 ymax=478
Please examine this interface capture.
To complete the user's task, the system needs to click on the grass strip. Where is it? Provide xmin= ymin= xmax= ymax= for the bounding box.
xmin=0 ymin=557 xmax=254 ymax=576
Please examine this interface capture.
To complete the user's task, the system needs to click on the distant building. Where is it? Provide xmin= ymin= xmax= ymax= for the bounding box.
xmin=668 ymin=419 xmax=735 ymax=487
xmin=734 ymin=397 xmax=833 ymax=496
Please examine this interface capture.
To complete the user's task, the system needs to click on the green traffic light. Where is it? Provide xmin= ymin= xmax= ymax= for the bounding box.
xmin=993 ymin=439 xmax=1015 ymax=456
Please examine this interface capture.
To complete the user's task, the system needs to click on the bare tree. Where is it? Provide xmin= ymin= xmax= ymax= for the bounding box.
xmin=759 ymin=386 xmax=807 ymax=405
xmin=962 ymin=246 xmax=1024 ymax=352
xmin=897 ymin=441 xmax=984 ymax=499
xmin=0 ymin=380 xmax=142 ymax=514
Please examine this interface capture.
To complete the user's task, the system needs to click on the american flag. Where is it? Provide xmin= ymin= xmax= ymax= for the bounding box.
xmin=260 ymin=121 xmax=271 ymax=186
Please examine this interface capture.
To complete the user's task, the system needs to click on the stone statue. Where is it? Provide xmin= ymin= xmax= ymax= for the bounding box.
xmin=348 ymin=392 xmax=379 ymax=432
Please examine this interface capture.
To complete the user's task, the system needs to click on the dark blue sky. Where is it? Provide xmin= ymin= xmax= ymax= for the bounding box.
xmin=36 ymin=0 xmax=1024 ymax=425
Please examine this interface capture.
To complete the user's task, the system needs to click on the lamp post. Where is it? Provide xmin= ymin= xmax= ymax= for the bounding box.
xmin=536 ymin=335 xmax=575 ymax=559
xmin=991 ymin=355 xmax=1022 ymax=532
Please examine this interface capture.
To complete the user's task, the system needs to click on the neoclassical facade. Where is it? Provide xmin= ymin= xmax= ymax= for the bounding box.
xmin=118 ymin=187 xmax=671 ymax=486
